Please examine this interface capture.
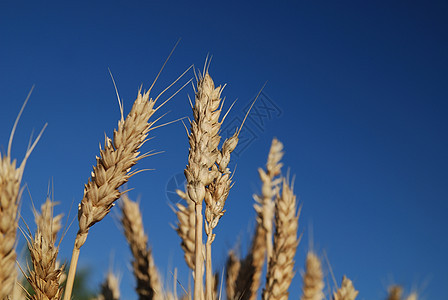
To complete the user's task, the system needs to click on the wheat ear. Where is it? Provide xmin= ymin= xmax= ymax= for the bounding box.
xmin=387 ymin=285 xmax=403 ymax=300
xmin=231 ymin=138 xmax=283 ymax=300
xmin=96 ymin=272 xmax=121 ymax=300
xmin=262 ymin=178 xmax=300 ymax=300
xmin=184 ymin=70 xmax=224 ymax=300
xmin=333 ymin=276 xmax=358 ymax=300
xmin=64 ymin=88 xmax=158 ymax=300
xmin=120 ymin=194 xmax=163 ymax=300
xmin=253 ymin=138 xmax=283 ymax=262
xmin=25 ymin=197 xmax=65 ymax=300
xmin=0 ymin=90 xmax=45 ymax=299
xmin=300 ymin=252 xmax=324 ymax=300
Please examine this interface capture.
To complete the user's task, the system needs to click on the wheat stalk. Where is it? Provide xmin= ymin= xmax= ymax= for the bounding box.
xmin=120 ymin=194 xmax=163 ymax=300
xmin=262 ymin=178 xmax=300 ymax=300
xmin=184 ymin=69 xmax=224 ymax=300
xmin=300 ymin=252 xmax=324 ymax=300
xmin=24 ymin=197 xmax=65 ymax=300
xmin=96 ymin=272 xmax=121 ymax=300
xmin=173 ymin=190 xmax=207 ymax=283
xmin=333 ymin=276 xmax=358 ymax=300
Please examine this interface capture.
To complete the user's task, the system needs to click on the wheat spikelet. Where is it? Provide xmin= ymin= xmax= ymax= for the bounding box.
xmin=64 ymin=87 xmax=160 ymax=300
xmin=253 ymin=138 xmax=283 ymax=262
xmin=333 ymin=276 xmax=358 ymax=300
xmin=387 ymin=285 xmax=402 ymax=300
xmin=96 ymin=272 xmax=120 ymax=300
xmin=24 ymin=197 xmax=65 ymax=300
xmin=300 ymin=252 xmax=324 ymax=300
xmin=120 ymin=194 xmax=163 ymax=300
xmin=35 ymin=197 xmax=63 ymax=243
xmin=263 ymin=179 xmax=300 ymax=300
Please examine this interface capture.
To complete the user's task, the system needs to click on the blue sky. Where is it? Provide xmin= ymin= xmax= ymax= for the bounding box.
xmin=1 ymin=1 xmax=447 ymax=299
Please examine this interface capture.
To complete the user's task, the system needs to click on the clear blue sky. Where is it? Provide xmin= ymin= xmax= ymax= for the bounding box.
xmin=1 ymin=1 xmax=447 ymax=299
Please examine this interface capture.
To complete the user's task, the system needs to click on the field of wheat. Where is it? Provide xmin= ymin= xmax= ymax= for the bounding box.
xmin=0 ymin=56 xmax=422 ymax=300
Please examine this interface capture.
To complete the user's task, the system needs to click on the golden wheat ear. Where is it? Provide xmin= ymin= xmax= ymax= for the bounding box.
xmin=333 ymin=276 xmax=358 ymax=300
xmin=120 ymin=194 xmax=163 ymax=300
xmin=263 ymin=178 xmax=300 ymax=300
xmin=23 ymin=197 xmax=65 ymax=300
xmin=300 ymin=251 xmax=325 ymax=300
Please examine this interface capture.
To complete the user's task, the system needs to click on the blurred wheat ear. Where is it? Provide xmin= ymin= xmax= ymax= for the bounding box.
xmin=120 ymin=194 xmax=163 ymax=300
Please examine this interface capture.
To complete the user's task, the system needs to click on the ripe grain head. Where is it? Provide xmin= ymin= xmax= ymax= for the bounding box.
xmin=333 ymin=276 xmax=358 ymax=300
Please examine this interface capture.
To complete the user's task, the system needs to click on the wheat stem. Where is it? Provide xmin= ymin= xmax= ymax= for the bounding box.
xmin=194 ymin=204 xmax=204 ymax=300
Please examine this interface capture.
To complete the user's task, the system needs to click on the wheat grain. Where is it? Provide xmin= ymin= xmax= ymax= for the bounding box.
xmin=263 ymin=179 xmax=300 ymax=300
xmin=333 ymin=276 xmax=358 ymax=300
xmin=300 ymin=252 xmax=324 ymax=300
xmin=120 ymin=194 xmax=163 ymax=300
